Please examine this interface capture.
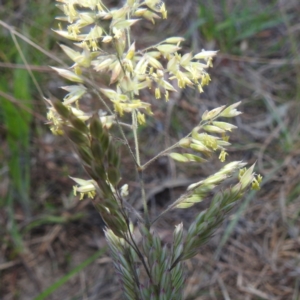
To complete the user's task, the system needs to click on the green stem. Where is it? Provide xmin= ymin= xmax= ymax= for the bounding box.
xmin=132 ymin=110 xmax=150 ymax=227
xmin=151 ymin=190 xmax=194 ymax=225
xmin=141 ymin=141 xmax=180 ymax=171
xmin=10 ymin=32 xmax=44 ymax=99
xmin=141 ymin=119 xmax=214 ymax=171
xmin=126 ymin=12 xmax=131 ymax=48
xmin=139 ymin=169 xmax=149 ymax=226
xmin=112 ymin=121 xmax=132 ymax=129
xmin=125 ymin=225 xmax=152 ymax=281
xmin=132 ymin=110 xmax=140 ymax=165
xmin=141 ymin=128 xmax=197 ymax=171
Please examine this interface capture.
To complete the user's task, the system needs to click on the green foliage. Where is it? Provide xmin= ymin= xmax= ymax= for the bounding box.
xmin=196 ymin=0 xmax=285 ymax=53
xmin=0 ymin=1 xmax=57 ymax=253
xmin=0 ymin=47 xmax=32 ymax=251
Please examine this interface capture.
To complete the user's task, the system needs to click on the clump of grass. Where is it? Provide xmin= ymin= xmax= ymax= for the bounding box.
xmin=0 ymin=29 xmax=32 ymax=252
xmin=44 ymin=0 xmax=261 ymax=298
xmin=0 ymin=1 xmax=57 ymax=253
xmin=196 ymin=0 xmax=285 ymax=54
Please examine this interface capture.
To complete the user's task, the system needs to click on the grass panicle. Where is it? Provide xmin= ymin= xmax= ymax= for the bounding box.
xmin=42 ymin=0 xmax=261 ymax=298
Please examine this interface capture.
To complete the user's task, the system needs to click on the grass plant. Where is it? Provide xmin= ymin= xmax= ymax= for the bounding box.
xmin=44 ymin=0 xmax=262 ymax=298
xmin=196 ymin=0 xmax=286 ymax=54
xmin=1 ymin=0 xmax=299 ymax=299
xmin=0 ymin=35 xmax=32 ymax=252
xmin=0 ymin=1 xmax=58 ymax=253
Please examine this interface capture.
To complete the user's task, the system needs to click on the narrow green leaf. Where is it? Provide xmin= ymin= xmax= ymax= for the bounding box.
xmin=33 ymin=248 xmax=106 ymax=300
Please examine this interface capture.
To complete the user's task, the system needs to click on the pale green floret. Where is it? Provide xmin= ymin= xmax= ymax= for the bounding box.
xmin=102 ymin=35 xmax=113 ymax=43
xmin=187 ymin=161 xmax=245 ymax=191
xmin=68 ymin=14 xmax=96 ymax=34
xmin=155 ymin=87 xmax=161 ymax=99
xmin=219 ymin=101 xmax=242 ymax=118
xmin=69 ymin=107 xmax=91 ymax=121
xmin=113 ymin=19 xmax=140 ymax=30
xmin=134 ymin=9 xmax=161 ymax=23
xmin=176 ymin=197 xmax=202 ymax=208
xmin=239 ymin=164 xmax=255 ymax=189
xmin=169 ymin=152 xmax=205 ymax=163
xmin=156 ymin=44 xmax=181 ymax=56
xmin=201 ymin=73 xmax=211 ymax=86
xmin=201 ymin=105 xmax=226 ymax=121
xmin=219 ymin=150 xmax=228 ymax=162
xmin=160 ymin=79 xmax=177 ymax=92
xmin=190 ymin=141 xmax=211 ymax=153
xmin=213 ymin=121 xmax=238 ymax=132
xmin=160 ymin=3 xmax=167 ymax=19
xmin=147 ymin=55 xmax=164 ymax=70
xmin=126 ymin=42 xmax=136 ymax=60
xmin=47 ymin=110 xmax=64 ymax=135
xmin=216 ymin=139 xmax=231 ymax=147
xmin=179 ymin=138 xmax=191 ymax=148
xmin=182 ymin=153 xmax=206 ymax=163
xmin=61 ymin=3 xmax=78 ymax=23
xmin=100 ymin=88 xmax=128 ymax=101
xmin=164 ymin=90 xmax=169 ymax=101
xmin=133 ymin=7 xmax=148 ymax=16
xmin=251 ymin=178 xmax=260 ymax=190
xmin=174 ymin=70 xmax=193 ymax=88
xmin=194 ymin=133 xmax=219 ymax=151
xmin=62 ymin=85 xmax=87 ymax=105
xmin=60 ymin=44 xmax=81 ymax=63
xmin=51 ymin=67 xmax=84 ymax=83
xmin=71 ymin=177 xmax=97 ymax=200
xmin=127 ymin=0 xmax=136 ymax=7
xmin=110 ymin=6 xmax=130 ymax=20
xmin=164 ymin=37 xmax=185 ymax=44
xmin=180 ymin=52 xmax=192 ymax=66
xmin=221 ymin=161 xmax=247 ymax=174
xmin=169 ymin=153 xmax=189 ymax=163
xmin=110 ymin=62 xmax=123 ymax=84
xmin=137 ymin=111 xmax=146 ymax=125
xmin=120 ymin=184 xmax=129 ymax=197
xmin=134 ymin=56 xmax=148 ymax=74
xmin=203 ymin=173 xmax=228 ymax=185
xmin=98 ymin=112 xmax=114 ymax=129
xmin=145 ymin=0 xmax=163 ymax=11
xmin=166 ymin=55 xmax=178 ymax=73
xmin=147 ymin=51 xmax=161 ymax=58
xmin=252 ymin=174 xmax=263 ymax=190
xmin=257 ymin=174 xmax=263 ymax=183
xmin=93 ymin=57 xmax=114 ymax=72
xmin=203 ymin=125 xmax=225 ymax=134
xmin=239 ymin=167 xmax=247 ymax=179
xmin=187 ymin=181 xmax=205 ymax=191
xmin=173 ymin=223 xmax=183 ymax=246
xmin=193 ymin=50 xmax=218 ymax=60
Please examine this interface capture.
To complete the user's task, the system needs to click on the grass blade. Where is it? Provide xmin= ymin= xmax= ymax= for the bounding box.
xmin=34 ymin=248 xmax=107 ymax=300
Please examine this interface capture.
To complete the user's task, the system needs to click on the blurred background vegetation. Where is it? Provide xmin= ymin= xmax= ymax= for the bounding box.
xmin=0 ymin=0 xmax=300 ymax=299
